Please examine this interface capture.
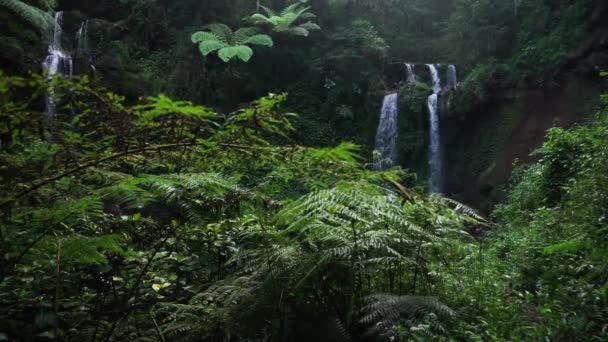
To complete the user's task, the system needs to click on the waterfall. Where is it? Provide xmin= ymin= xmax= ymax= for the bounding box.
xmin=427 ymin=64 xmax=442 ymax=193
xmin=405 ymin=63 xmax=416 ymax=84
xmin=373 ymin=93 xmax=399 ymax=170
xmin=42 ymin=12 xmax=72 ymax=118
xmin=76 ymin=20 xmax=89 ymax=56
xmin=447 ymin=64 xmax=457 ymax=88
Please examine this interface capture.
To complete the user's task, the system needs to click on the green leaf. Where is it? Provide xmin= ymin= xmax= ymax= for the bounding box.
xmin=299 ymin=22 xmax=320 ymax=31
xmin=250 ymin=13 xmax=271 ymax=24
xmin=202 ymin=23 xmax=233 ymax=41
xmin=286 ymin=27 xmax=310 ymax=37
xmin=152 ymin=282 xmax=171 ymax=292
xmin=543 ymin=240 xmax=583 ymax=255
xmin=218 ymin=45 xmax=253 ymax=62
xmin=244 ymin=34 xmax=274 ymax=47
xmin=199 ymin=40 xmax=227 ymax=56
xmin=234 ymin=27 xmax=260 ymax=42
xmin=191 ymin=31 xmax=222 ymax=44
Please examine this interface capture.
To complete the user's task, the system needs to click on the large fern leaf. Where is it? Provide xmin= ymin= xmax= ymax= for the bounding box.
xmin=218 ymin=45 xmax=253 ymax=62
xmin=360 ymin=294 xmax=455 ymax=337
xmin=242 ymin=34 xmax=273 ymax=47
xmin=202 ymin=23 xmax=234 ymax=43
xmin=0 ymin=0 xmax=53 ymax=34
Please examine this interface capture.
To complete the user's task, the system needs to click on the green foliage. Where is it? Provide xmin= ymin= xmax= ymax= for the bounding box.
xmin=447 ymin=59 xmax=509 ymax=117
xmin=134 ymin=94 xmax=217 ymax=122
xmin=444 ymin=0 xmax=515 ymax=66
xmin=326 ymin=19 xmax=388 ymax=61
xmin=361 ymin=294 xmax=455 ymax=338
xmin=162 ymin=181 xmax=478 ymax=340
xmin=191 ymin=23 xmax=273 ymax=62
xmin=508 ymin=0 xmax=592 ymax=82
xmin=0 ymin=72 xmax=482 ymax=340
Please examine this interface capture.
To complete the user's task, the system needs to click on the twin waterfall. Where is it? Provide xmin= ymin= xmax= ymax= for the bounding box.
xmin=42 ymin=12 xmax=91 ymax=119
xmin=373 ymin=63 xmax=457 ymax=193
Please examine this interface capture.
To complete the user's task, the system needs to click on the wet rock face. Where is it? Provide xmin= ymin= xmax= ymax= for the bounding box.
xmin=442 ymin=74 xmax=602 ymax=211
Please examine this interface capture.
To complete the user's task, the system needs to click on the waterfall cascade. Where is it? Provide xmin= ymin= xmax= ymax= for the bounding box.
xmin=42 ymin=12 xmax=73 ymax=118
xmin=373 ymin=93 xmax=399 ymax=170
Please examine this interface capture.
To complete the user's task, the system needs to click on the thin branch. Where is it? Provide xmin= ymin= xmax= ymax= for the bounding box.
xmin=100 ymin=225 xmax=179 ymax=342
xmin=1 ymin=224 xmax=54 ymax=278
xmin=0 ymin=142 xmax=260 ymax=209
xmin=149 ymin=311 xmax=166 ymax=342
xmin=54 ymin=238 xmax=62 ymax=341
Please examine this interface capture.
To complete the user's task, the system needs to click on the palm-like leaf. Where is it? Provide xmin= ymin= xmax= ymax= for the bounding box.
xmin=242 ymin=34 xmax=274 ymax=47
xmin=218 ymin=45 xmax=253 ymax=62
xmin=299 ymin=22 xmax=321 ymax=31
xmin=233 ymin=27 xmax=260 ymax=43
xmin=260 ymin=4 xmax=276 ymax=17
xmin=191 ymin=31 xmax=224 ymax=44
xmin=199 ymin=40 xmax=228 ymax=56
xmin=202 ymin=22 xmax=234 ymax=42
xmin=285 ymin=27 xmax=311 ymax=37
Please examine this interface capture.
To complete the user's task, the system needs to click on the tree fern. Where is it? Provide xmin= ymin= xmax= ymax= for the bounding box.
xmin=191 ymin=23 xmax=273 ymax=62
xmin=249 ymin=2 xmax=321 ymax=37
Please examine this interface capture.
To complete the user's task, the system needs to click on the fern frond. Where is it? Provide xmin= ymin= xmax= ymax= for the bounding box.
xmin=285 ymin=27 xmax=310 ymax=36
xmin=233 ymin=27 xmax=259 ymax=42
xmin=299 ymin=21 xmax=321 ymax=31
xmin=242 ymin=34 xmax=273 ymax=47
xmin=198 ymin=40 xmax=227 ymax=56
xmin=202 ymin=23 xmax=233 ymax=42
xmin=218 ymin=45 xmax=253 ymax=62
xmin=0 ymin=0 xmax=53 ymax=34
xmin=260 ymin=4 xmax=276 ymax=17
xmin=360 ymin=294 xmax=454 ymax=337
xmin=191 ymin=31 xmax=224 ymax=44
xmin=438 ymin=196 xmax=487 ymax=223
xmin=280 ymin=3 xmax=303 ymax=17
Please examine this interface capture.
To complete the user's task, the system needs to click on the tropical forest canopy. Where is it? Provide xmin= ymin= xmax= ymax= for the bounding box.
xmin=0 ymin=0 xmax=607 ymax=340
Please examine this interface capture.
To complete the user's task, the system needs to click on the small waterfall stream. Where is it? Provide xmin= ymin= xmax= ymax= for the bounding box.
xmin=373 ymin=93 xmax=399 ymax=170
xmin=447 ymin=64 xmax=457 ymax=89
xmin=42 ymin=12 xmax=73 ymax=118
xmin=76 ymin=19 xmax=89 ymax=56
xmin=76 ymin=19 xmax=96 ymax=75
xmin=405 ymin=63 xmax=416 ymax=83
xmin=427 ymin=64 xmax=442 ymax=193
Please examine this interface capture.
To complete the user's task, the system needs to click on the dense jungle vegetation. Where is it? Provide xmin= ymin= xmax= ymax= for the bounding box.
xmin=0 ymin=0 xmax=607 ymax=340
